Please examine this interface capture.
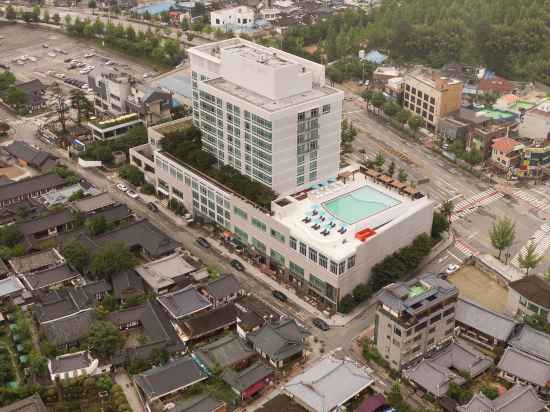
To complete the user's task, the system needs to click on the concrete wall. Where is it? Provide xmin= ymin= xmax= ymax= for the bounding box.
xmin=519 ymin=111 xmax=550 ymax=141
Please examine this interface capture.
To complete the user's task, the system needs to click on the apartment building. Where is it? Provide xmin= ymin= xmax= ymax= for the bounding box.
xmin=403 ymin=69 xmax=463 ymax=131
xmin=211 ymin=6 xmax=256 ymax=30
xmin=374 ymin=273 xmax=458 ymax=370
xmin=188 ymin=38 xmax=344 ymax=195
xmin=88 ymin=68 xmax=171 ymax=124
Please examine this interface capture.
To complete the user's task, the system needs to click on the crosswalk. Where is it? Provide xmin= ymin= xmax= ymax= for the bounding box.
xmin=512 ymin=190 xmax=550 ymax=211
xmin=510 ymin=224 xmax=550 ymax=269
xmin=455 ymin=238 xmax=480 ymax=259
xmin=450 ymin=189 xmax=504 ymax=222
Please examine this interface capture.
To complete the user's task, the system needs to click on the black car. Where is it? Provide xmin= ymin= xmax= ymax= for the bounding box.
xmin=230 ymin=259 xmax=244 ymax=271
xmin=312 ymin=317 xmax=330 ymax=331
xmin=272 ymin=290 xmax=288 ymax=302
xmin=196 ymin=237 xmax=211 ymax=249
xmin=147 ymin=202 xmax=159 ymax=212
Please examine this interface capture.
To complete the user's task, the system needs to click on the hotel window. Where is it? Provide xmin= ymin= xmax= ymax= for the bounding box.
xmin=289 ymin=261 xmax=304 ymax=279
xmin=322 ymin=104 xmax=331 ymax=114
xmin=234 ymin=226 xmax=248 ymax=242
xmin=233 ymin=206 xmax=248 ymax=220
xmin=299 ymin=242 xmax=307 ymax=256
xmin=271 ymin=228 xmax=285 ymax=243
xmin=309 ymin=248 xmax=318 ymax=263
xmin=251 ymin=218 xmax=266 ymax=232
xmin=330 ymin=260 xmax=338 ymax=275
xmin=319 ymin=254 xmax=328 ymax=269
xmin=347 ymin=255 xmax=356 ymax=270
xmin=289 ymin=237 xmax=297 ymax=250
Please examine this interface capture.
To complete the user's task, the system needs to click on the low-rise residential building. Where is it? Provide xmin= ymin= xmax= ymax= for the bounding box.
xmin=0 ymin=276 xmax=26 ymax=303
xmin=110 ymin=269 xmax=145 ymax=303
xmin=71 ymin=192 xmax=115 ymax=214
xmin=11 ymin=79 xmax=46 ymax=114
xmin=403 ymin=341 xmax=492 ymax=398
xmin=507 ymin=275 xmax=550 ymax=322
xmin=222 ymin=361 xmax=274 ymax=400
xmin=0 ymin=173 xmax=66 ymax=207
xmin=19 ymin=209 xmax=75 ymax=243
xmin=235 ymin=295 xmax=281 ymax=338
xmin=9 ymin=249 xmax=65 ymax=275
xmin=134 ymin=357 xmax=208 ymax=412
xmin=135 ymin=252 xmax=196 ymax=295
xmin=4 ymin=141 xmax=57 ymax=173
xmin=284 ymin=355 xmax=374 ymax=412
xmin=519 ymin=101 xmax=550 ymax=142
xmin=457 ymin=384 xmax=545 ymax=412
xmin=20 ymin=264 xmax=79 ymax=292
xmin=48 ymin=351 xmax=107 ymax=381
xmin=179 ymin=303 xmax=238 ymax=342
xmin=455 ymin=297 xmax=519 ymax=350
xmin=211 ymin=6 xmax=255 ymax=30
xmin=202 ymin=274 xmax=244 ymax=308
xmin=194 ymin=333 xmax=256 ymax=372
xmin=497 ymin=325 xmax=550 ymax=395
xmin=403 ymin=69 xmax=463 ymax=130
xmin=247 ymin=318 xmax=310 ymax=368
xmin=374 ymin=273 xmax=458 ymax=370
xmin=0 ymin=394 xmax=47 ymax=412
xmin=490 ymin=137 xmax=524 ymax=172
xmin=520 ymin=140 xmax=550 ymax=178
xmin=172 ymin=395 xmax=226 ymax=412
xmin=158 ymin=287 xmax=212 ymax=320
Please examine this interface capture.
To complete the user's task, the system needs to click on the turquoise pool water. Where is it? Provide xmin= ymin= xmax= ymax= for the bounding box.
xmin=322 ymin=186 xmax=400 ymax=224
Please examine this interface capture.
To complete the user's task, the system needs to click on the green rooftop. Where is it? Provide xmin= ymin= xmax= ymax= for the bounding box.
xmin=409 ymin=285 xmax=427 ymax=298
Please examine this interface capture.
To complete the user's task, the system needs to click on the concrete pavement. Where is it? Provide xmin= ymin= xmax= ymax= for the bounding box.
xmin=114 ymin=370 xmax=144 ymax=412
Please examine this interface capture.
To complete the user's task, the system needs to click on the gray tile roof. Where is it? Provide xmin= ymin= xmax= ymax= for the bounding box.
xmin=0 ymin=173 xmax=65 ymax=203
xmin=497 ymin=347 xmax=550 ymax=387
xmin=19 ymin=209 xmax=74 ymax=236
xmin=457 ymin=384 xmax=545 ymax=412
xmin=404 ymin=358 xmax=465 ymax=398
xmin=284 ymin=356 xmax=374 ymax=412
xmin=111 ymin=269 xmax=144 ymax=300
xmin=455 ymin=298 xmax=518 ymax=342
xmin=50 ymin=351 xmax=92 ymax=374
xmin=194 ymin=333 xmax=254 ymax=370
xmin=5 ymin=141 xmax=53 ymax=170
xmin=0 ymin=394 xmax=47 ymax=412
xmin=183 ymin=303 xmax=237 ymax=339
xmin=222 ymin=361 xmax=273 ymax=393
xmin=429 ymin=341 xmax=493 ymax=378
xmin=157 ymin=287 xmax=211 ymax=319
xmin=42 ymin=310 xmax=93 ymax=347
xmin=204 ymin=274 xmax=242 ymax=301
xmin=134 ymin=357 xmax=207 ymax=401
xmin=72 ymin=192 xmax=115 ymax=213
xmin=93 ymin=204 xmax=132 ymax=224
xmin=35 ymin=288 xmax=92 ymax=324
xmin=248 ymin=319 xmax=310 ymax=362
xmin=509 ymin=325 xmax=550 ymax=361
xmin=22 ymin=264 xmax=78 ymax=290
xmin=234 ymin=295 xmax=280 ymax=332
xmin=172 ymin=395 xmax=225 ymax=412
xmin=136 ymin=252 xmax=196 ymax=291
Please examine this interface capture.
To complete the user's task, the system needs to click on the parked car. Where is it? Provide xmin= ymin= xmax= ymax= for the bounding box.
xmin=116 ymin=183 xmax=128 ymax=192
xmin=196 ymin=237 xmax=211 ymax=249
xmin=445 ymin=264 xmax=460 ymax=275
xmin=126 ymin=189 xmax=138 ymax=199
xmin=230 ymin=259 xmax=244 ymax=272
xmin=272 ymin=290 xmax=288 ymax=303
xmin=42 ymin=43 xmax=49 ymax=48
xmin=147 ymin=202 xmax=158 ymax=212
xmin=312 ymin=317 xmax=330 ymax=331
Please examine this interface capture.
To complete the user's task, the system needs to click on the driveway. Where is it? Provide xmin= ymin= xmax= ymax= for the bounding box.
xmin=114 ymin=370 xmax=144 ymax=412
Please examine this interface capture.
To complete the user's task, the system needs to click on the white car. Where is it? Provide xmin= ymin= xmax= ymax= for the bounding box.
xmin=126 ymin=190 xmax=138 ymax=199
xmin=47 ymin=52 xmax=56 ymax=58
xmin=81 ymin=84 xmax=89 ymax=90
xmin=79 ymin=69 xmax=88 ymax=75
xmin=104 ymin=60 xmax=113 ymax=65
xmin=84 ymin=53 xmax=95 ymax=58
xmin=116 ymin=183 xmax=128 ymax=192
xmin=445 ymin=264 xmax=460 ymax=275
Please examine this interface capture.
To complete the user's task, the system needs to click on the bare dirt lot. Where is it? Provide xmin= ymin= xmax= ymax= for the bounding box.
xmin=0 ymin=23 xmax=152 ymax=96
xmin=448 ymin=265 xmax=508 ymax=313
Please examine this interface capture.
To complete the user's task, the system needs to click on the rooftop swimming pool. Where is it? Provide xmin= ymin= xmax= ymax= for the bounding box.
xmin=322 ymin=185 xmax=400 ymax=225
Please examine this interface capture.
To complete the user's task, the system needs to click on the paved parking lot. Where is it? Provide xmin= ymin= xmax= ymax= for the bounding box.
xmin=0 ymin=24 xmax=152 ymax=97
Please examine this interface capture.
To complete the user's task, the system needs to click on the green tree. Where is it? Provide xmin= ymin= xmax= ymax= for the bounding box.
xmin=29 ymin=350 xmax=47 ymax=377
xmin=62 ymin=241 xmax=90 ymax=273
xmin=88 ymin=0 xmax=97 ymax=9
xmin=396 ymin=109 xmax=411 ymax=124
xmin=91 ymin=241 xmax=137 ymax=278
xmin=52 ymin=13 xmax=60 ymax=25
xmin=5 ymin=86 xmax=26 ymax=109
xmin=70 ymin=89 xmax=92 ymax=124
xmin=431 ymin=211 xmax=449 ymax=239
xmin=489 ymin=217 xmax=516 ymax=260
xmin=181 ymin=19 xmax=189 ymax=31
xmin=370 ymin=92 xmax=386 ymax=115
xmin=88 ymin=320 xmax=124 ymax=359
xmin=480 ymin=385 xmax=499 ymax=400
xmin=408 ymin=115 xmax=424 ymax=136
xmin=545 ymin=266 xmax=550 ymax=282
xmin=31 ymin=5 xmax=40 ymax=22
xmin=374 ymin=151 xmax=385 ymax=171
xmin=341 ymin=119 xmax=357 ymax=155
xmin=382 ymin=101 xmax=399 ymax=117
xmin=118 ymin=164 xmax=145 ymax=186
xmin=518 ymin=241 xmax=543 ymax=275
xmin=5 ymin=5 xmax=16 ymax=20
xmin=64 ymin=14 xmax=72 ymax=27
xmin=440 ymin=199 xmax=454 ymax=227
xmin=0 ymin=71 xmax=16 ymax=90
xmin=397 ymin=168 xmax=408 ymax=183
xmin=85 ymin=215 xmax=113 ymax=237
xmin=0 ymin=225 xmax=22 ymax=247
xmin=338 ymin=294 xmax=356 ymax=314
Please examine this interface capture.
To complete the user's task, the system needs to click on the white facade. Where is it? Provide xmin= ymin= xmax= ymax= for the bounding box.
xmin=519 ymin=101 xmax=550 ymax=141
xmin=48 ymin=351 xmax=109 ymax=381
xmin=130 ymin=140 xmax=433 ymax=309
xmin=188 ymin=38 xmax=344 ymax=195
xmin=211 ymin=6 xmax=255 ymax=28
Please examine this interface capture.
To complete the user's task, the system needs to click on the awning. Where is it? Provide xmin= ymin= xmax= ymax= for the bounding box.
xmin=242 ymin=379 xmax=268 ymax=399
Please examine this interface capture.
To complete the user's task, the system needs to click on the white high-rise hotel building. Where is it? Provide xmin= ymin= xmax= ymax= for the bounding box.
xmin=189 ymin=38 xmax=343 ymax=194
xmin=130 ymin=38 xmax=434 ymax=311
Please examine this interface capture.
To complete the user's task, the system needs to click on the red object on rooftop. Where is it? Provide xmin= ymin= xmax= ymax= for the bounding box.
xmin=355 ymin=228 xmax=376 ymax=241
xmin=355 ymin=394 xmax=388 ymax=412
xmin=242 ymin=379 xmax=268 ymax=400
